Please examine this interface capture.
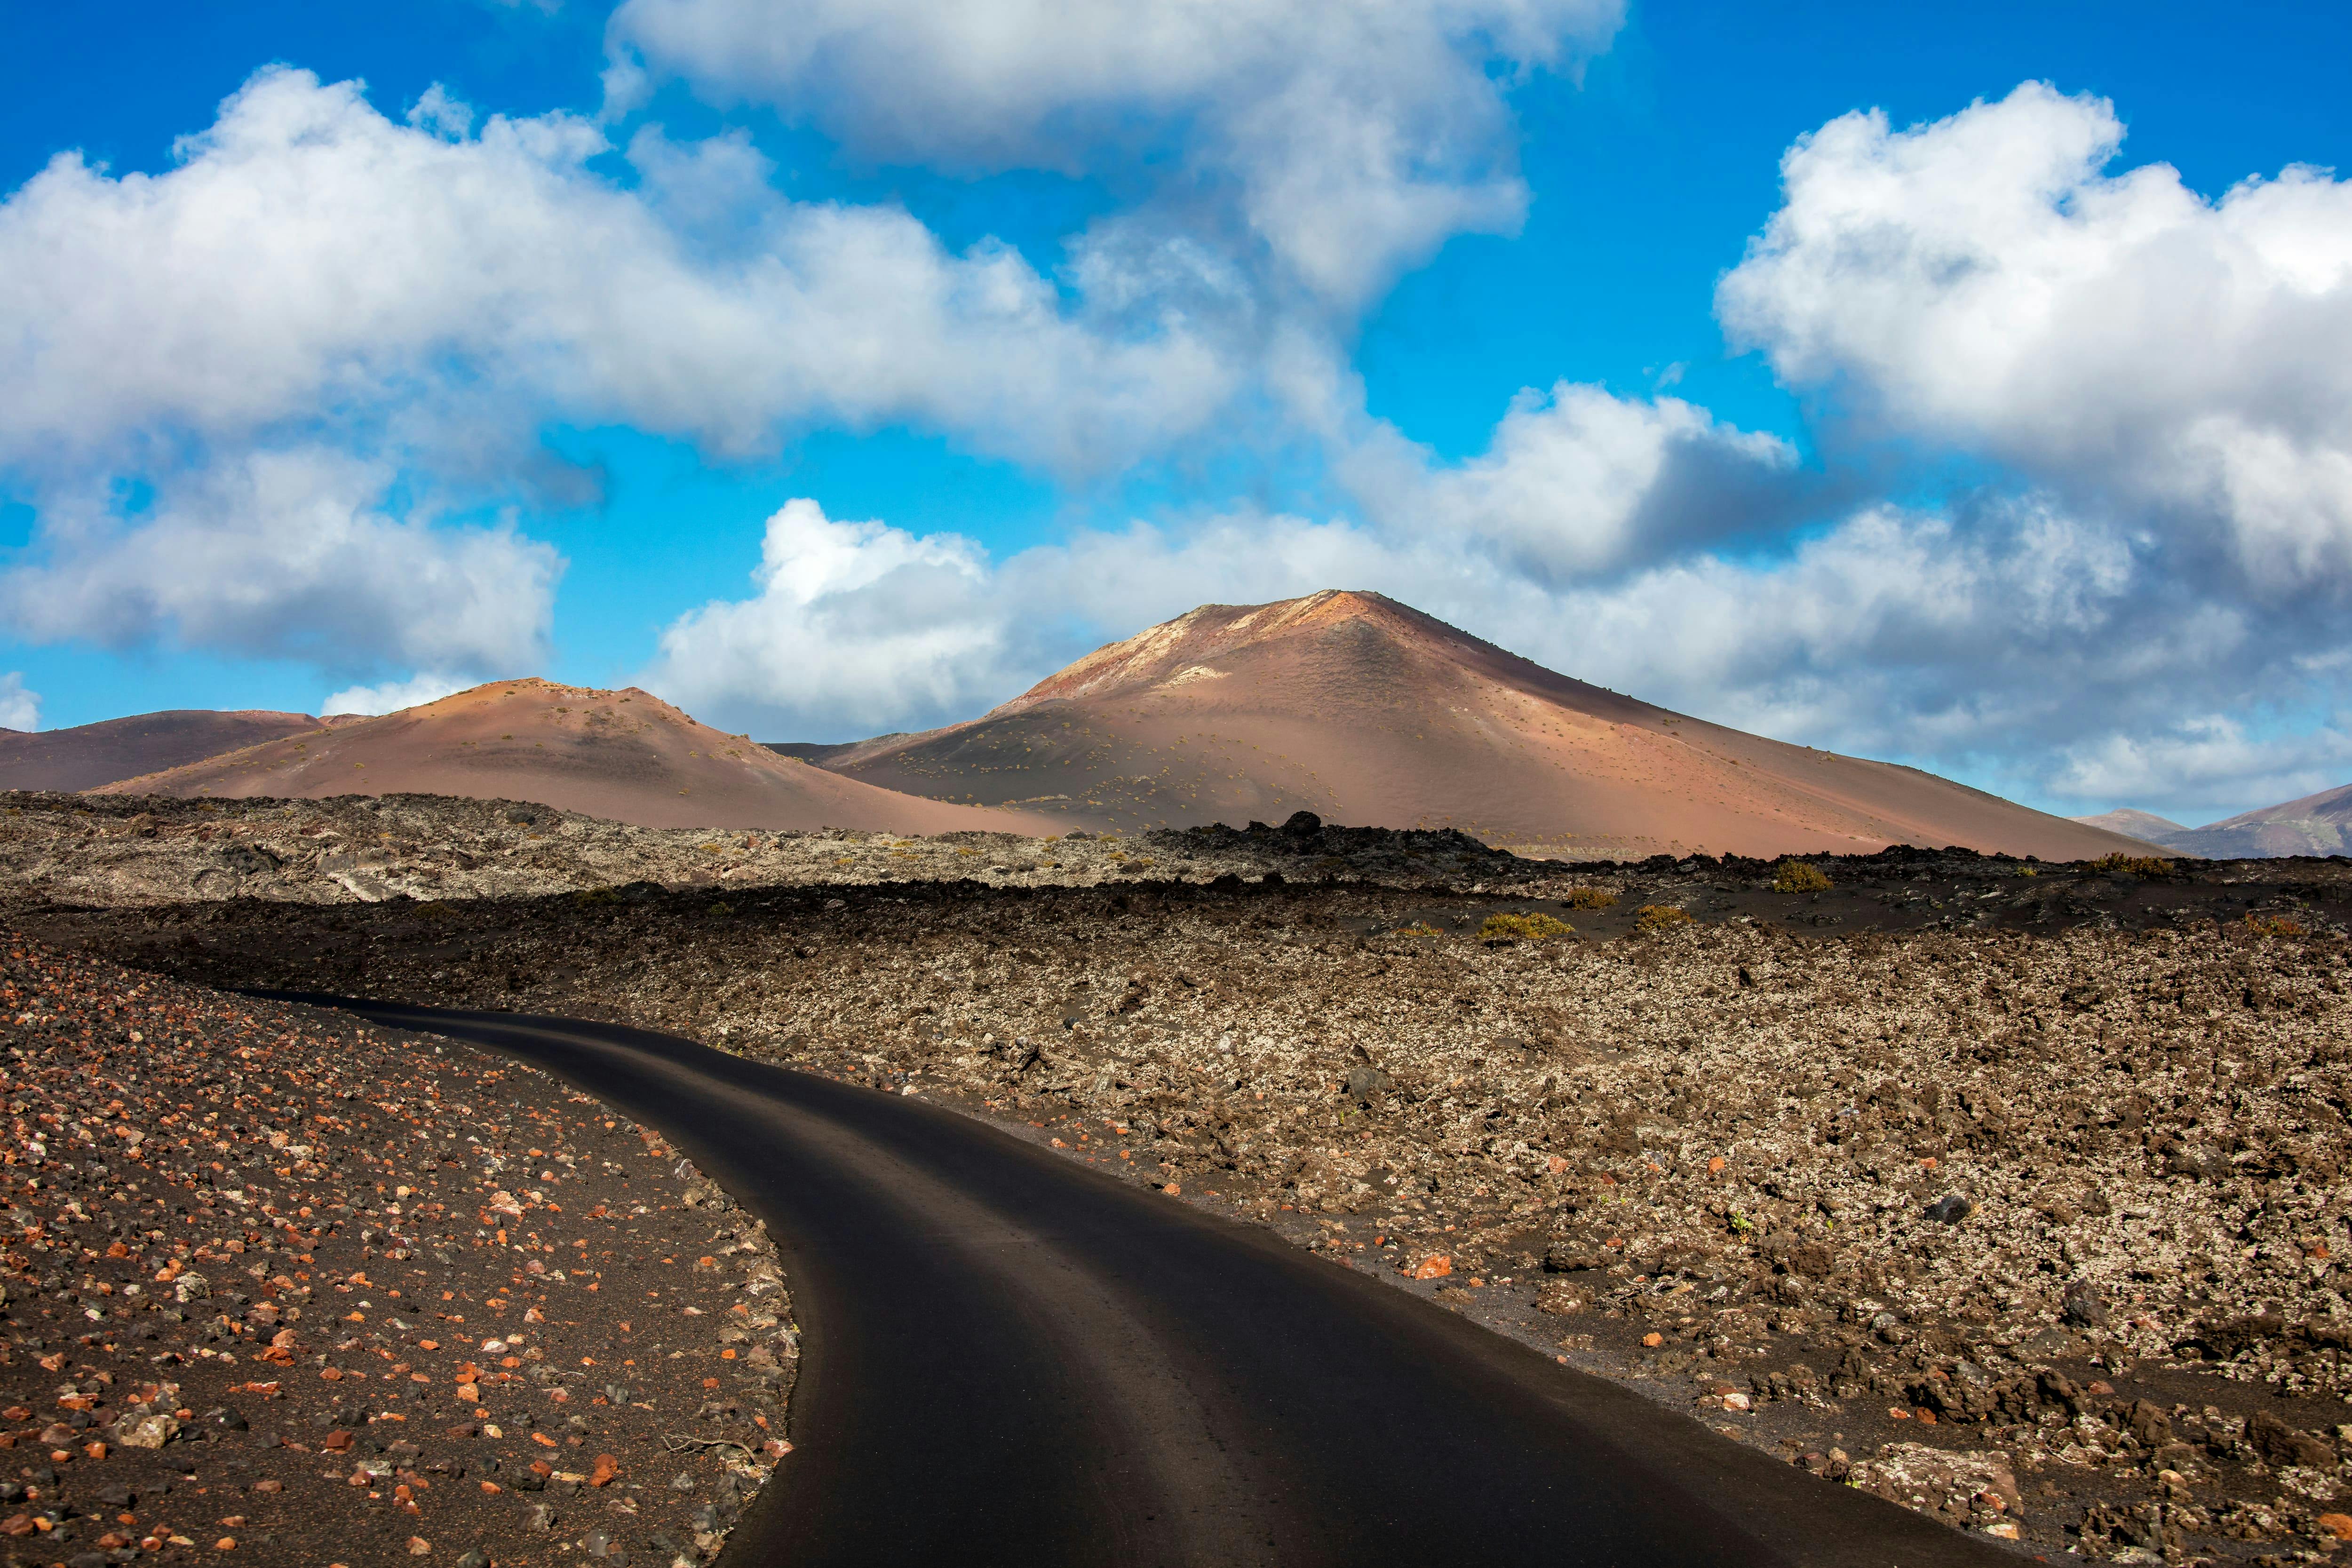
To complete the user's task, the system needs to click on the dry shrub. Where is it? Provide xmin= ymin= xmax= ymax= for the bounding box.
xmin=1478 ymin=912 xmax=1574 ymax=944
xmin=1561 ymin=886 xmax=1619 ymax=910
xmin=2089 ymin=852 xmax=2174 ymax=877
xmin=1633 ymin=904 xmax=1692 ymax=934
xmin=1772 ymin=860 xmax=1833 ymax=894
xmin=2245 ymin=913 xmax=2307 ymax=937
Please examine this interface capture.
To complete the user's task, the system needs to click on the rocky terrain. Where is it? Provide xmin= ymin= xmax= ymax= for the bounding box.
xmin=0 ymin=792 xmax=1562 ymax=909
xmin=11 ymin=793 xmax=2352 ymax=1561
xmin=0 ymin=937 xmax=794 ymax=1568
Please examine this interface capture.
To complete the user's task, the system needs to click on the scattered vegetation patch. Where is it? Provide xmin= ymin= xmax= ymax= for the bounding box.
xmin=2245 ymin=913 xmax=2307 ymax=937
xmin=1772 ymin=859 xmax=1833 ymax=893
xmin=1560 ymin=886 xmax=1619 ymax=910
xmin=1633 ymin=903 xmax=1692 ymax=933
xmin=1391 ymin=920 xmax=1444 ymax=938
xmin=1477 ymin=912 xmax=1574 ymax=944
xmin=2088 ymin=852 xmax=2175 ymax=878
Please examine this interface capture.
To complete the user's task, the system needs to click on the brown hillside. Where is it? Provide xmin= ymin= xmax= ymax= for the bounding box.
xmin=2152 ymin=782 xmax=2352 ymax=859
xmin=0 ymin=709 xmax=329 ymax=792
xmin=93 ymin=679 xmax=1062 ymax=836
xmin=819 ymin=590 xmax=2159 ymax=860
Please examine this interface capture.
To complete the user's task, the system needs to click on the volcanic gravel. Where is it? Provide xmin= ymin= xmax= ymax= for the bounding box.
xmin=17 ymin=800 xmax=2352 ymax=1561
xmin=0 ymin=938 xmax=795 ymax=1568
xmin=0 ymin=793 xmax=1542 ymax=910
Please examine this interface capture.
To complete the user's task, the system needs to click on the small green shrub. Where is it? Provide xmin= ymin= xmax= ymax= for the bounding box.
xmin=1772 ymin=859 xmax=1832 ymax=893
xmin=1633 ymin=904 xmax=1693 ymax=934
xmin=1560 ymin=886 xmax=1619 ymax=910
xmin=1478 ymin=912 xmax=1575 ymax=943
xmin=1391 ymin=921 xmax=1444 ymax=938
xmin=2245 ymin=913 xmax=2305 ymax=937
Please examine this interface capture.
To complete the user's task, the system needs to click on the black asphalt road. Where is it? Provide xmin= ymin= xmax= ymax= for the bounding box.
xmin=286 ymin=998 xmax=2015 ymax=1567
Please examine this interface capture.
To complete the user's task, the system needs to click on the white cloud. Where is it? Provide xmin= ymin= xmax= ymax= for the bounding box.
xmin=1718 ymin=80 xmax=2352 ymax=591
xmin=605 ymin=0 xmax=1623 ymax=308
xmin=2044 ymin=718 xmax=2352 ymax=820
xmin=0 ymin=68 xmax=1228 ymax=480
xmin=1343 ymin=382 xmax=1804 ymax=581
xmin=0 ymin=449 xmax=559 ymax=677
xmin=648 ymin=498 xmax=1012 ymax=733
xmin=0 ymin=66 xmax=1236 ymax=683
xmin=0 ymin=673 xmax=39 ymax=732
xmin=323 ymin=671 xmax=480 ymax=717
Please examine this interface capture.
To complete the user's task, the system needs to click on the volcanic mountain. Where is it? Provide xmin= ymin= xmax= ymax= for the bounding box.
xmin=2079 ymin=784 xmax=2352 ymax=859
xmin=0 ymin=709 xmax=333 ymax=792
xmin=94 ymin=679 xmax=1060 ymax=835
xmin=811 ymin=590 xmax=2157 ymax=860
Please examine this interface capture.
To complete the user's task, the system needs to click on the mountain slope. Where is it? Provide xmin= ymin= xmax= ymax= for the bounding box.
xmin=2147 ymin=784 xmax=2352 ymax=859
xmin=93 ymin=679 xmax=1061 ymax=835
xmin=0 ymin=710 xmax=330 ymax=792
xmin=818 ymin=590 xmax=2159 ymax=860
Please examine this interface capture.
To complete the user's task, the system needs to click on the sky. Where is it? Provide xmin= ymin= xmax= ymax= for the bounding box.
xmin=3 ymin=1 xmax=2350 ymax=828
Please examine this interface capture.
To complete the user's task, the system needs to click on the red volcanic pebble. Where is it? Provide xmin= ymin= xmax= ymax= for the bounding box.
xmin=0 ymin=935 xmax=794 ymax=1567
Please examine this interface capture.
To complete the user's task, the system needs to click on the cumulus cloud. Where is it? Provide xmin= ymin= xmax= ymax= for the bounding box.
xmin=0 ymin=67 xmax=1228 ymax=480
xmin=1718 ymin=80 xmax=2352 ymax=591
xmin=0 ymin=66 xmax=1235 ymax=683
xmin=605 ymin=0 xmax=1623 ymax=308
xmin=2043 ymin=719 xmax=2352 ymax=820
xmin=648 ymin=499 xmax=1013 ymax=734
xmin=1342 ymin=382 xmax=1805 ymax=582
xmin=0 ymin=674 xmax=39 ymax=732
xmin=323 ymin=671 xmax=482 ymax=718
xmin=0 ymin=449 xmax=559 ymax=677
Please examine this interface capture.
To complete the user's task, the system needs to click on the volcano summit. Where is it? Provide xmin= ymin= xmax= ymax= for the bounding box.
xmin=807 ymin=590 xmax=2154 ymax=861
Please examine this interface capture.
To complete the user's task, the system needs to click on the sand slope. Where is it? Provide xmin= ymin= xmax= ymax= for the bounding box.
xmin=93 ymin=679 xmax=1062 ymax=835
xmin=819 ymin=590 xmax=2159 ymax=860
xmin=0 ymin=709 xmax=329 ymax=792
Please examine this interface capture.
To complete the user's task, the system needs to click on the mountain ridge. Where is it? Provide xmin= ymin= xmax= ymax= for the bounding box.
xmin=2077 ymin=785 xmax=2352 ymax=859
xmin=810 ymin=589 xmax=2159 ymax=860
xmin=89 ymin=679 xmax=1063 ymax=836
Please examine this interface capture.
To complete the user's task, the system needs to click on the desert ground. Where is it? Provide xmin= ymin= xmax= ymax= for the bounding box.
xmin=7 ymin=790 xmax=2352 ymax=1562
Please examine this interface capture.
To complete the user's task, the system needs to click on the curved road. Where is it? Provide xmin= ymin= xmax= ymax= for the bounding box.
xmin=297 ymin=998 xmax=2011 ymax=1567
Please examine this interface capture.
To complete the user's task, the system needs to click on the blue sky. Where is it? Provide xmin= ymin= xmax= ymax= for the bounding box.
xmin=3 ymin=0 xmax=2350 ymax=825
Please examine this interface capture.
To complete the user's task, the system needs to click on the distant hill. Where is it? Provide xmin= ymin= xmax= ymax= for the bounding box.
xmin=2078 ymin=784 xmax=2352 ymax=859
xmin=0 ymin=710 xmax=330 ymax=792
xmin=2069 ymin=808 xmax=2194 ymax=851
xmin=812 ymin=589 xmax=2161 ymax=861
xmin=91 ymin=679 xmax=1063 ymax=835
